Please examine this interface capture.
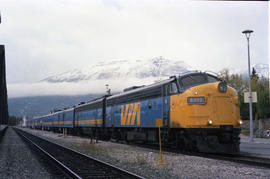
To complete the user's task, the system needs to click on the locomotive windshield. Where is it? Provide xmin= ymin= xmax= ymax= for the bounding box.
xmin=207 ymin=74 xmax=220 ymax=83
xmin=179 ymin=73 xmax=221 ymax=89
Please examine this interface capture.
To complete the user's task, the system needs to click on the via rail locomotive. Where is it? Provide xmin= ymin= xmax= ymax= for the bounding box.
xmin=28 ymin=71 xmax=242 ymax=153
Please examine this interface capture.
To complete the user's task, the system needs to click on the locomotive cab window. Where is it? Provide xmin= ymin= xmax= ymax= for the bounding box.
xmin=179 ymin=74 xmax=207 ymax=89
xmin=207 ymin=75 xmax=220 ymax=83
xmin=148 ymin=100 xmax=152 ymax=109
xmin=170 ymin=82 xmax=178 ymax=94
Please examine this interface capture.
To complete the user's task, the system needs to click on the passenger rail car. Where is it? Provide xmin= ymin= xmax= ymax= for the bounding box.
xmin=29 ymin=72 xmax=241 ymax=153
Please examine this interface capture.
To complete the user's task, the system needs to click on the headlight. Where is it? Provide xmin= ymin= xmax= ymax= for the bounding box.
xmin=218 ymin=81 xmax=227 ymax=93
xmin=239 ymin=120 xmax=243 ymax=125
xmin=187 ymin=97 xmax=206 ymax=104
xmin=208 ymin=120 xmax=213 ymax=125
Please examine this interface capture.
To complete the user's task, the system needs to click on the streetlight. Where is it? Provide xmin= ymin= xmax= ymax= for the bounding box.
xmin=242 ymin=29 xmax=254 ymax=142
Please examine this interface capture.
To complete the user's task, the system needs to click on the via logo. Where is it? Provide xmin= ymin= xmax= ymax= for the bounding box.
xmin=121 ymin=103 xmax=140 ymax=126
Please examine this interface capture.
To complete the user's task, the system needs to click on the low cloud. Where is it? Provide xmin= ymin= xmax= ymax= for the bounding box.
xmin=1 ymin=0 xmax=268 ymax=85
xmin=7 ymin=77 xmax=159 ymax=98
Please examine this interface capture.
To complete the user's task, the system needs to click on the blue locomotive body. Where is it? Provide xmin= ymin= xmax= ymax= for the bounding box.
xmin=31 ymin=77 xmax=173 ymax=141
xmin=105 ymin=96 xmax=169 ymax=128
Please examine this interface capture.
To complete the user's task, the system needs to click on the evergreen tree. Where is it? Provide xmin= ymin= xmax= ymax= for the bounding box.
xmin=251 ymin=67 xmax=259 ymax=81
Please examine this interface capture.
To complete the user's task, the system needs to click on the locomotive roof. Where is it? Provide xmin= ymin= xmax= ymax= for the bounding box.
xmin=33 ymin=107 xmax=74 ymax=119
xmin=74 ymin=73 xmax=179 ymax=109
xmin=75 ymin=97 xmax=104 ymax=112
xmin=107 ymin=71 xmax=214 ymax=100
xmin=107 ymin=77 xmax=175 ymax=101
xmin=33 ymin=71 xmax=218 ymax=118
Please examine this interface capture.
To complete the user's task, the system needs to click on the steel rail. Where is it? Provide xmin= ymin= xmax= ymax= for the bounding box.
xmin=128 ymin=141 xmax=270 ymax=169
xmin=15 ymin=128 xmax=81 ymax=179
xmin=175 ymin=148 xmax=270 ymax=169
xmin=15 ymin=128 xmax=145 ymax=179
xmin=202 ymin=153 xmax=270 ymax=169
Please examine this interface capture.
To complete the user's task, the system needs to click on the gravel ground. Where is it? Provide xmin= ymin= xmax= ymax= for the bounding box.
xmin=0 ymin=127 xmax=57 ymax=178
xmin=20 ymin=127 xmax=270 ymax=179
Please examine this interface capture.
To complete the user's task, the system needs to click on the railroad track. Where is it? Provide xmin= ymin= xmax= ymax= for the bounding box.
xmin=168 ymin=147 xmax=270 ymax=169
xmin=200 ymin=152 xmax=270 ymax=169
xmin=14 ymin=128 xmax=144 ymax=179
xmin=128 ymin=142 xmax=270 ymax=169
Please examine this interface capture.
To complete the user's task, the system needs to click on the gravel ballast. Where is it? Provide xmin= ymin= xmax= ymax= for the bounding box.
xmin=0 ymin=128 xmax=56 ymax=178
xmin=21 ymin=128 xmax=270 ymax=179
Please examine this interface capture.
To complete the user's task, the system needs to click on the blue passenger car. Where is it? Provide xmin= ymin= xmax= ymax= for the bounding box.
xmin=75 ymin=99 xmax=104 ymax=128
xmin=62 ymin=108 xmax=74 ymax=128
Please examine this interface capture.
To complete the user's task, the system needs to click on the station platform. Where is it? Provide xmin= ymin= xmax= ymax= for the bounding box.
xmin=240 ymin=134 xmax=270 ymax=159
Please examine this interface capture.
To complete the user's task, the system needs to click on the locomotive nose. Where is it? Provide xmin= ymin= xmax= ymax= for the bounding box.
xmin=211 ymin=82 xmax=239 ymax=126
xmin=184 ymin=82 xmax=238 ymax=127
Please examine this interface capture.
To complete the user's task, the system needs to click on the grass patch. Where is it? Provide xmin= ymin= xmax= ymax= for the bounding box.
xmin=77 ymin=142 xmax=112 ymax=156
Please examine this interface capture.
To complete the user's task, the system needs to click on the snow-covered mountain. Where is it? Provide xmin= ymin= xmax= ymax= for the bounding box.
xmin=41 ymin=57 xmax=268 ymax=84
xmin=42 ymin=57 xmax=193 ymax=83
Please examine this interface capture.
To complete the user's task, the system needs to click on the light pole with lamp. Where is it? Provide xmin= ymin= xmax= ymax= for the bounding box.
xmin=242 ymin=29 xmax=254 ymax=142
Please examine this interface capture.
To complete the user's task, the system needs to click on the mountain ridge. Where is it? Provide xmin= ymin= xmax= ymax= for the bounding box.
xmin=41 ymin=57 xmax=269 ymax=84
xmin=41 ymin=57 xmax=193 ymax=83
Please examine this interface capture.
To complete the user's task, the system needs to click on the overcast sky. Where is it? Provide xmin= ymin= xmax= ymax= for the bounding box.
xmin=0 ymin=0 xmax=269 ymax=97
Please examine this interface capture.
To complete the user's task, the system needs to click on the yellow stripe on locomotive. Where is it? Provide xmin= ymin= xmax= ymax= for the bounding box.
xmin=121 ymin=102 xmax=140 ymax=126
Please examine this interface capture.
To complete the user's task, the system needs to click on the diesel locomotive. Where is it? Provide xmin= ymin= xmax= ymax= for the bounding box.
xmin=28 ymin=71 xmax=241 ymax=153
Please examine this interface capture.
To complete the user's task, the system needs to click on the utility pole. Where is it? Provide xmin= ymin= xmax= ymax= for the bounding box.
xmin=242 ymin=29 xmax=254 ymax=142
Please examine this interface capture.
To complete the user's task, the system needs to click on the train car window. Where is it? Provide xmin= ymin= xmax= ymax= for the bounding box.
xmin=207 ymin=75 xmax=220 ymax=83
xmin=170 ymin=82 xmax=178 ymax=94
xmin=180 ymin=74 xmax=206 ymax=89
xmin=164 ymin=85 xmax=168 ymax=96
xmin=148 ymin=100 xmax=152 ymax=109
